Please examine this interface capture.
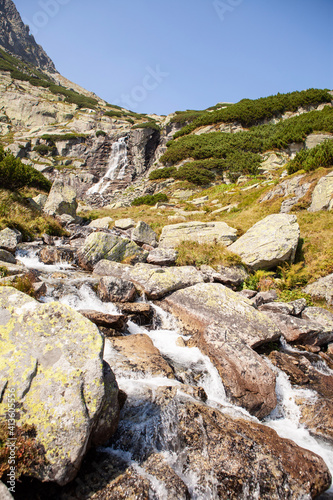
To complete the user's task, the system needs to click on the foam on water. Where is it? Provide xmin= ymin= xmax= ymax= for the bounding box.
xmin=16 ymin=248 xmax=73 ymax=272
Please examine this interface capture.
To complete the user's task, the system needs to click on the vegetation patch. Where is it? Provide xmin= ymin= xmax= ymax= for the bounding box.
xmin=131 ymin=193 xmax=168 ymax=206
xmin=132 ymin=121 xmax=160 ymax=131
xmin=176 ymin=240 xmax=243 ymax=267
xmin=287 ymin=139 xmax=333 ymax=174
xmin=0 ymin=146 xmax=51 ymax=191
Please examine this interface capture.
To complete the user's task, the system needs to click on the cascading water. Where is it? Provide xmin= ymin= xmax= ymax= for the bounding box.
xmin=14 ymin=250 xmax=333 ymax=497
xmin=87 ymin=136 xmax=128 ymax=195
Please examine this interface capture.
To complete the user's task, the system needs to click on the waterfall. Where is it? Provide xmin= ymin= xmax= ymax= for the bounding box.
xmin=87 ymin=136 xmax=128 ymax=195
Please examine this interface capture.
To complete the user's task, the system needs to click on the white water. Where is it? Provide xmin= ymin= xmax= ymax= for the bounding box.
xmin=87 ymin=136 xmax=128 ymax=195
xmin=16 ymin=250 xmax=333 ymax=496
xmin=16 ymin=248 xmax=73 ymax=272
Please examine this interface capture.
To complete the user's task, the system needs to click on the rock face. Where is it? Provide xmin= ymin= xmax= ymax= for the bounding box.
xmin=94 ymin=260 xmax=205 ymax=300
xmin=0 ymin=0 xmax=56 ymax=72
xmin=309 ymin=171 xmax=333 ymax=212
xmin=304 ymin=273 xmax=333 ymax=306
xmin=159 ymin=221 xmax=238 ymax=248
xmin=260 ymin=174 xmax=311 ymax=213
xmin=43 ymin=179 xmax=78 ymax=218
xmin=77 ymin=232 xmax=148 ymax=271
xmin=0 ymin=227 xmax=22 ymax=253
xmin=0 ymin=286 xmax=119 ymax=486
xmin=161 ymin=283 xmax=281 ymax=417
xmin=229 ymin=214 xmax=300 ymax=270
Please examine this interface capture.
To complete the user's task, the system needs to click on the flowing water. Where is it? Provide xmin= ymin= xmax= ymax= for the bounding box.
xmin=87 ymin=136 xmax=128 ymax=195
xmin=15 ymin=251 xmax=333 ymax=497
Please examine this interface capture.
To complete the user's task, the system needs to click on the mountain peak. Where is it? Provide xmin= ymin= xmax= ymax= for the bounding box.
xmin=0 ymin=0 xmax=56 ymax=72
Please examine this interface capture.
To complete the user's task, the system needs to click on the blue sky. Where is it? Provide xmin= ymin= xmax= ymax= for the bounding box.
xmin=14 ymin=0 xmax=333 ymax=115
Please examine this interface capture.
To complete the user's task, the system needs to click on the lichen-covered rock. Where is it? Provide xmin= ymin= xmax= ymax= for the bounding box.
xmin=200 ymin=264 xmax=248 ymax=288
xmin=131 ymin=221 xmax=158 ymax=247
xmin=43 ymin=179 xmax=78 ymax=218
xmin=0 ymin=286 xmax=119 ymax=486
xmin=308 ymin=171 xmax=333 ymax=212
xmin=229 ymin=214 xmax=300 ymax=270
xmin=97 ymin=276 xmax=137 ymax=302
xmin=32 ymin=193 xmax=48 ymax=210
xmin=77 ymin=232 xmax=148 ymax=271
xmin=161 ymin=283 xmax=281 ymax=417
xmin=0 ymin=227 xmax=22 ymax=253
xmin=260 ymin=174 xmax=311 ymax=213
xmin=159 ymin=221 xmax=237 ymax=248
xmin=0 ymin=249 xmax=17 ymax=264
xmin=39 ymin=246 xmax=76 ymax=265
xmin=147 ymin=247 xmax=178 ymax=266
xmin=304 ymin=273 xmax=333 ymax=306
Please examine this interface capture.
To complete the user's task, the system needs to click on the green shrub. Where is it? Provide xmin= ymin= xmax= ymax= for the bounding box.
xmin=41 ymin=133 xmax=87 ymax=142
xmin=0 ymin=146 xmax=51 ymax=191
xmin=149 ymin=167 xmax=177 ymax=180
xmin=132 ymin=121 xmax=160 ymax=131
xmin=170 ymin=110 xmax=205 ymax=126
xmin=104 ymin=110 xmax=123 ymax=118
xmin=132 ymin=193 xmax=168 ymax=206
xmin=287 ymin=139 xmax=333 ymax=174
xmin=96 ymin=130 xmax=107 ymax=137
xmin=33 ymin=144 xmax=51 ymax=156
xmin=175 ymin=164 xmax=216 ymax=185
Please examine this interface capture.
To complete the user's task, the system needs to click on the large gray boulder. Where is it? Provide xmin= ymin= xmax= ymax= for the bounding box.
xmin=77 ymin=232 xmax=148 ymax=271
xmin=131 ymin=221 xmax=158 ymax=247
xmin=308 ymin=171 xmax=333 ymax=212
xmin=304 ymin=273 xmax=333 ymax=306
xmin=229 ymin=214 xmax=300 ymax=270
xmin=159 ymin=221 xmax=237 ymax=248
xmin=43 ymin=179 xmax=78 ymax=218
xmin=0 ymin=286 xmax=119 ymax=486
xmin=0 ymin=227 xmax=22 ymax=253
xmin=161 ymin=282 xmax=281 ymax=418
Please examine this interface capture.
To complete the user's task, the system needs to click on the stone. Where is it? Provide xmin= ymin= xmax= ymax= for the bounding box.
xmin=39 ymin=246 xmax=76 ymax=265
xmin=304 ymin=273 xmax=333 ymax=306
xmin=43 ymin=179 xmax=78 ymax=218
xmin=88 ymin=217 xmax=113 ymax=229
xmin=0 ymin=227 xmax=22 ymax=253
xmin=147 ymin=247 xmax=178 ymax=266
xmin=200 ymin=264 xmax=248 ymax=288
xmin=0 ymin=287 xmax=119 ymax=486
xmin=251 ymin=289 xmax=279 ymax=307
xmin=239 ymin=289 xmax=257 ymax=299
xmin=258 ymin=302 xmax=295 ymax=315
xmin=159 ymin=221 xmax=237 ymax=248
xmin=305 ymin=133 xmax=333 ymax=149
xmin=142 ymin=454 xmax=190 ymax=500
xmin=78 ymin=310 xmax=126 ymax=331
xmin=191 ymin=195 xmax=209 ymax=205
xmin=229 ymin=214 xmax=300 ymax=270
xmin=97 ymin=276 xmax=137 ymax=303
xmin=309 ymin=171 xmax=333 ymax=212
xmin=131 ymin=221 xmax=158 ymax=247
xmin=161 ymin=283 xmax=281 ymax=417
xmin=289 ymin=298 xmax=307 ymax=315
xmin=104 ymin=335 xmax=174 ymax=379
xmin=263 ymin=312 xmax=330 ymax=346
xmin=327 ymin=344 xmax=333 ymax=355
xmin=0 ymin=481 xmax=14 ymax=500
xmin=0 ymin=249 xmax=17 ymax=264
xmin=94 ymin=260 xmax=204 ymax=300
xmin=32 ymin=194 xmax=48 ymax=210
xmin=301 ymin=307 xmax=333 ymax=338
xmin=0 ymin=260 xmax=27 ymax=276
xmin=113 ymin=302 xmax=154 ymax=326
xmin=77 ymin=232 xmax=148 ymax=271
xmin=260 ymin=174 xmax=311 ymax=213
xmin=114 ymin=218 xmax=136 ymax=230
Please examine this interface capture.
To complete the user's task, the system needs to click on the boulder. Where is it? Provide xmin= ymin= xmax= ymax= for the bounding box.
xmin=77 ymin=232 xmax=148 ymax=271
xmin=131 ymin=221 xmax=158 ymax=247
xmin=229 ymin=214 xmax=300 ymax=270
xmin=78 ymin=310 xmax=126 ymax=331
xmin=304 ymin=273 xmax=333 ymax=306
xmin=147 ymin=247 xmax=178 ymax=266
xmin=0 ymin=286 xmax=119 ymax=486
xmin=88 ymin=217 xmax=113 ymax=229
xmin=113 ymin=302 xmax=154 ymax=326
xmin=161 ymin=283 xmax=281 ymax=417
xmin=114 ymin=218 xmax=136 ymax=230
xmin=0 ymin=227 xmax=22 ymax=253
xmin=309 ymin=171 xmax=333 ymax=212
xmin=94 ymin=260 xmax=204 ymax=300
xmin=97 ymin=276 xmax=137 ymax=303
xmin=258 ymin=301 xmax=295 ymax=315
xmin=200 ymin=264 xmax=248 ymax=288
xmin=263 ymin=311 xmax=331 ymax=346
xmin=0 ymin=482 xmax=14 ymax=500
xmin=159 ymin=221 xmax=237 ymax=248
xmin=104 ymin=335 xmax=174 ymax=379
xmin=32 ymin=193 xmax=48 ymax=210
xmin=43 ymin=179 xmax=78 ymax=218
xmin=301 ymin=307 xmax=333 ymax=337
xmin=39 ymin=246 xmax=76 ymax=265
xmin=0 ymin=249 xmax=17 ymax=264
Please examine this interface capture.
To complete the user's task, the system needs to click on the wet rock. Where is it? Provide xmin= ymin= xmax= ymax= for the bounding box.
xmin=0 ymin=227 xmax=22 ymax=253
xmin=77 ymin=232 xmax=148 ymax=271
xmin=88 ymin=216 xmax=113 ymax=229
xmin=142 ymin=454 xmax=190 ymax=500
xmin=0 ymin=286 xmax=119 ymax=486
xmin=304 ymin=273 xmax=333 ymax=306
xmin=43 ymin=179 xmax=78 ymax=218
xmin=147 ymin=247 xmax=178 ymax=266
xmin=42 ymin=233 xmax=54 ymax=245
xmin=104 ymin=335 xmax=174 ymax=379
xmin=78 ymin=310 xmax=126 ymax=331
xmin=161 ymin=283 xmax=280 ymax=417
xmin=200 ymin=264 xmax=248 ymax=288
xmin=309 ymin=171 xmax=333 ymax=212
xmin=0 ymin=249 xmax=17 ymax=264
xmin=131 ymin=221 xmax=158 ymax=247
xmin=269 ymin=351 xmax=310 ymax=385
xmin=114 ymin=302 xmax=154 ymax=326
xmin=39 ymin=246 xmax=76 ymax=265
xmin=264 ymin=311 xmax=331 ymax=346
xmin=229 ymin=214 xmax=300 ymax=270
xmin=159 ymin=221 xmax=237 ymax=248
xmin=97 ymin=276 xmax=137 ymax=303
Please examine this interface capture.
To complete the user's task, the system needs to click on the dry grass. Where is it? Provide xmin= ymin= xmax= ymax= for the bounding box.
xmin=175 ymin=241 xmax=244 ymax=268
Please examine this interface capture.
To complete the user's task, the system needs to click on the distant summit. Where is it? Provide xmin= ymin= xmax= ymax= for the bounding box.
xmin=0 ymin=0 xmax=56 ymax=72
